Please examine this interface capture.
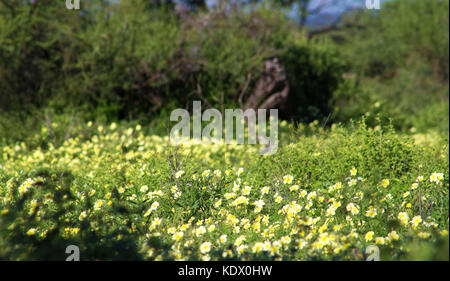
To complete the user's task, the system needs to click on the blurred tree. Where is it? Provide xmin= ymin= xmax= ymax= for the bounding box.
xmin=252 ymin=0 xmax=361 ymax=39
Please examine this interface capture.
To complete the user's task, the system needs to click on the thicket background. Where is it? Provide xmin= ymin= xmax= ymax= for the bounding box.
xmin=0 ymin=0 xmax=448 ymax=144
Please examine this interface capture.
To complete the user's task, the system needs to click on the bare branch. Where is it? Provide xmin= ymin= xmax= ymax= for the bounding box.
xmin=238 ymin=72 xmax=252 ymax=109
xmin=196 ymin=74 xmax=214 ymax=109
xmin=258 ymin=85 xmax=289 ymax=110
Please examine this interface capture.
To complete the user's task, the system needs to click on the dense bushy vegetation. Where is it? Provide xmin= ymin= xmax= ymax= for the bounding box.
xmin=1 ymin=1 xmax=447 ymax=143
xmin=0 ymin=0 xmax=448 ymax=261
xmin=0 ymin=1 xmax=344 ymax=126
xmin=332 ymin=0 xmax=449 ymax=132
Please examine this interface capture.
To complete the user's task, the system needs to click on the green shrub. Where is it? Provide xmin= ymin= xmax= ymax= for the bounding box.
xmin=330 ymin=0 xmax=449 ymax=133
xmin=0 ymin=1 xmax=346 ymax=125
xmin=280 ymin=37 xmax=345 ymax=122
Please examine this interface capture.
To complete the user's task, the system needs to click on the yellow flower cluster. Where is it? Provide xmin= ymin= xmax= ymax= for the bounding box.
xmin=0 ymin=123 xmax=448 ymax=261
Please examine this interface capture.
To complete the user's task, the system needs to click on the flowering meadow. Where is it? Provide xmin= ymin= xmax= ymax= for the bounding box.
xmin=0 ymin=120 xmax=448 ymax=261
